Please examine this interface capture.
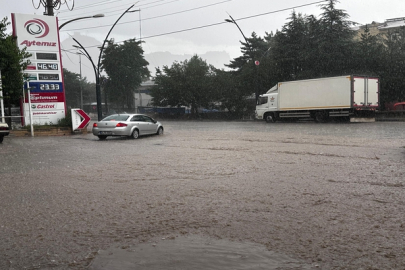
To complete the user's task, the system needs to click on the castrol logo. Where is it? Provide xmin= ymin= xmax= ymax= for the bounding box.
xmin=31 ymin=104 xmax=56 ymax=109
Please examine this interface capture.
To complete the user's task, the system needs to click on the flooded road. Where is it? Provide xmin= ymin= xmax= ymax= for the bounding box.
xmin=1 ymin=121 xmax=404 ymax=269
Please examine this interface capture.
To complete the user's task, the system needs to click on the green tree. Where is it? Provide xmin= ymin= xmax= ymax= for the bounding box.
xmin=271 ymin=11 xmax=309 ymax=81
xmin=101 ymin=38 xmax=150 ymax=110
xmin=315 ymin=0 xmax=357 ymax=76
xmin=63 ymin=68 xmax=81 ymax=108
xmin=151 ymin=55 xmax=216 ymax=116
xmin=0 ymin=17 xmax=30 ymax=121
xmin=212 ymin=69 xmax=251 ymax=118
xmin=227 ymin=32 xmax=271 ymax=99
xmin=380 ymin=27 xmax=405 ymax=106
xmin=63 ymin=68 xmax=96 ymax=109
xmin=354 ymin=25 xmax=385 ymax=75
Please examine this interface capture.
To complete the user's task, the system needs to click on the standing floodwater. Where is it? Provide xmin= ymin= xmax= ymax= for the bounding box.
xmin=0 ymin=121 xmax=404 ymax=269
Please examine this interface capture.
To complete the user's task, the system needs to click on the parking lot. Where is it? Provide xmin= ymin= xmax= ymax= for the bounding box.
xmin=1 ymin=120 xmax=404 ymax=269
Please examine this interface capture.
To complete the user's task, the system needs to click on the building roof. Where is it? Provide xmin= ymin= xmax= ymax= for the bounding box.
xmin=378 ymin=17 xmax=405 ymax=30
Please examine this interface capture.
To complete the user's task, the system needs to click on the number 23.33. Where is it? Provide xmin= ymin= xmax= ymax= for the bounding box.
xmin=40 ymin=84 xmax=60 ymax=91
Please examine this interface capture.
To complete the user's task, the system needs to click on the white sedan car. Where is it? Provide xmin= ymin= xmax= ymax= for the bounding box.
xmin=92 ymin=114 xmax=164 ymax=140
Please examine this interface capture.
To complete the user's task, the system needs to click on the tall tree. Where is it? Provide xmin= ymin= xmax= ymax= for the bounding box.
xmin=0 ymin=17 xmax=30 ymax=120
xmin=227 ymin=32 xmax=271 ymax=100
xmin=380 ymin=27 xmax=405 ymax=106
xmin=354 ymin=25 xmax=385 ymax=75
xmin=63 ymin=68 xmax=96 ymax=109
xmin=212 ymin=69 xmax=252 ymax=118
xmin=271 ymin=11 xmax=309 ymax=81
xmin=151 ymin=55 xmax=216 ymax=116
xmin=101 ymin=38 xmax=150 ymax=110
xmin=315 ymin=0 xmax=357 ymax=76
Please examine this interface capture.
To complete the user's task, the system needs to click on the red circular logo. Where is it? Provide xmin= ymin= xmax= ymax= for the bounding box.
xmin=24 ymin=19 xmax=49 ymax=38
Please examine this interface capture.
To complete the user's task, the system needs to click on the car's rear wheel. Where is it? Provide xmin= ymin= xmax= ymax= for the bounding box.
xmin=131 ymin=129 xmax=139 ymax=139
xmin=157 ymin=127 xmax=163 ymax=135
xmin=98 ymin=135 xmax=107 ymax=140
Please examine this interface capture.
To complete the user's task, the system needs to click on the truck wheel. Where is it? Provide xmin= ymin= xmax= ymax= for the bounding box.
xmin=265 ymin=113 xmax=276 ymax=123
xmin=314 ymin=111 xmax=329 ymax=123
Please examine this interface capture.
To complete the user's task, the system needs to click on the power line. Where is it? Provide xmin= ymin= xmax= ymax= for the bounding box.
xmin=58 ymin=0 xmax=176 ymax=19
xmin=58 ymin=0 xmax=154 ymax=14
xmin=60 ymin=0 xmax=232 ymax=31
xmin=63 ymin=0 xmax=328 ymax=50
xmin=140 ymin=0 xmax=328 ymax=39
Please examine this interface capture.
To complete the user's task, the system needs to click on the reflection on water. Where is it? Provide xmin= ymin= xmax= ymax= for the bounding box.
xmin=89 ymin=235 xmax=314 ymax=270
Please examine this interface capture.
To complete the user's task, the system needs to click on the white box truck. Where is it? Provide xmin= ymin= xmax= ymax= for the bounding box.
xmin=255 ymin=75 xmax=379 ymax=123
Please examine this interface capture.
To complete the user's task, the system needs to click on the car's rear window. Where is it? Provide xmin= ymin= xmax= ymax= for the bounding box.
xmin=101 ymin=114 xmax=130 ymax=121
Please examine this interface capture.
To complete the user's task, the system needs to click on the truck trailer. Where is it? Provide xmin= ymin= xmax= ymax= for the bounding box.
xmin=255 ymin=75 xmax=379 ymax=123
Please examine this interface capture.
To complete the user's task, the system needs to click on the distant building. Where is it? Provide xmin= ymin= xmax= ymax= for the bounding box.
xmin=134 ymin=80 xmax=155 ymax=110
xmin=354 ymin=17 xmax=405 ymax=40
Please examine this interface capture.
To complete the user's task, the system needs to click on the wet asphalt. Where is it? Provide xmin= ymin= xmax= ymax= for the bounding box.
xmin=0 ymin=120 xmax=404 ymax=269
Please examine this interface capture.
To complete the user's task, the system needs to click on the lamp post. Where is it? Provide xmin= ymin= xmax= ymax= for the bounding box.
xmin=225 ymin=15 xmax=259 ymax=104
xmin=59 ymin=14 xmax=105 ymax=30
xmin=72 ymin=4 xmax=138 ymax=121
xmin=75 ymin=51 xmax=83 ymax=109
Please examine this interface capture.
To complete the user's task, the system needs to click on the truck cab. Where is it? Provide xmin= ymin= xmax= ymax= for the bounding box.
xmin=256 ymin=84 xmax=279 ymax=122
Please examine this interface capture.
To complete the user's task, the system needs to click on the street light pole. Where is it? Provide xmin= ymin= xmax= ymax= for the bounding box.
xmin=225 ymin=14 xmax=259 ymax=105
xmin=225 ymin=15 xmax=251 ymax=54
xmin=76 ymin=52 xmax=83 ymax=109
xmin=59 ymin=14 xmax=105 ymax=30
xmin=72 ymin=4 xmax=138 ymax=121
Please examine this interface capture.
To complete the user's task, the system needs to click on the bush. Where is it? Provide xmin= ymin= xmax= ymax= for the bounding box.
xmin=57 ymin=110 xmax=72 ymax=127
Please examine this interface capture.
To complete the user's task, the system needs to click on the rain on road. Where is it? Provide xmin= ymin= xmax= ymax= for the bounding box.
xmin=0 ymin=120 xmax=404 ymax=269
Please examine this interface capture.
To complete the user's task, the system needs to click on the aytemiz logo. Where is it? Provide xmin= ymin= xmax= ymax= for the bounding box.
xmin=24 ymin=19 xmax=49 ymax=38
xmin=20 ymin=18 xmax=57 ymax=48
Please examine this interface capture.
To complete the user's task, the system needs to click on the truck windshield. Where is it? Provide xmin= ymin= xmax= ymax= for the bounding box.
xmin=257 ymin=96 xmax=268 ymax=105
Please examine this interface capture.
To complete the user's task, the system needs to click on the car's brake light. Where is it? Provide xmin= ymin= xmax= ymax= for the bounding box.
xmin=116 ymin=122 xmax=128 ymax=127
xmin=93 ymin=123 xmax=98 ymax=127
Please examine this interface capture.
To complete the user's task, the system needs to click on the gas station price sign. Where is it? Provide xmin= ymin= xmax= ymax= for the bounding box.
xmin=37 ymin=63 xmax=58 ymax=70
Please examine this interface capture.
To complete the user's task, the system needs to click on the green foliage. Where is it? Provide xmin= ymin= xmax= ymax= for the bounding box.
xmin=212 ymin=69 xmax=250 ymax=118
xmin=151 ymin=55 xmax=216 ymax=116
xmin=268 ymin=0 xmax=356 ymax=81
xmin=57 ymin=110 xmax=72 ymax=127
xmin=379 ymin=27 xmax=405 ymax=106
xmin=151 ymin=0 xmax=405 ymax=117
xmin=0 ymin=17 xmax=31 ymax=110
xmin=63 ymin=68 xmax=96 ymax=109
xmin=101 ymin=39 xmax=150 ymax=110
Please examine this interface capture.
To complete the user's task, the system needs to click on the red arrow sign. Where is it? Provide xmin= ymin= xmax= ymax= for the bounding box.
xmin=76 ymin=109 xmax=91 ymax=129
xmin=72 ymin=109 xmax=91 ymax=130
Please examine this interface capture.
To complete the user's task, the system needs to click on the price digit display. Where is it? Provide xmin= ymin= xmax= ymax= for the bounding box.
xmin=37 ymin=63 xmax=59 ymax=70
xmin=40 ymin=83 xmax=60 ymax=91
xmin=36 ymin=53 xmax=57 ymax=60
xmin=38 ymin=74 xmax=59 ymax=80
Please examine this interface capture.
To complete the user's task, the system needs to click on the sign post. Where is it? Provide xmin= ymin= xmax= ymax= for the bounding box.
xmin=12 ymin=13 xmax=66 ymax=126
xmin=0 ymin=70 xmax=4 ymax=123
xmin=71 ymin=109 xmax=91 ymax=131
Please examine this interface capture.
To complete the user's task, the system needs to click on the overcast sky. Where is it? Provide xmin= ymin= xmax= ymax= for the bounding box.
xmin=1 ymin=0 xmax=404 ymax=75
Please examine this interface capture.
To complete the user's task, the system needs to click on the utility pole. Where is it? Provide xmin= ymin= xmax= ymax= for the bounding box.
xmin=44 ymin=0 xmax=55 ymax=16
xmin=33 ymin=0 xmax=74 ymax=16
xmin=78 ymin=53 xmax=83 ymax=109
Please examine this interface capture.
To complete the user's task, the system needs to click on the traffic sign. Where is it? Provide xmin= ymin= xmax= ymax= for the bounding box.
xmin=71 ymin=109 xmax=91 ymax=130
